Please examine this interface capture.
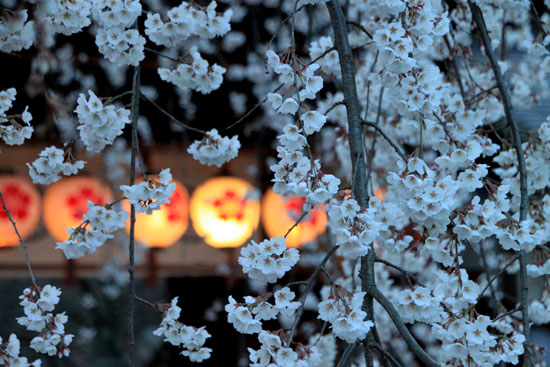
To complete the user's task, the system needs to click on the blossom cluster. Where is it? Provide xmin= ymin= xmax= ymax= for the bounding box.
xmin=27 ymin=146 xmax=85 ymax=185
xmin=395 ymin=286 xmax=445 ymax=324
xmin=271 ymin=123 xmax=340 ymax=209
xmin=0 ymin=10 xmax=34 ymax=53
xmin=92 ymin=0 xmax=144 ymax=66
xmin=187 ymin=128 xmax=240 ymax=167
xmin=95 ymin=28 xmax=145 ymax=67
xmin=0 ymin=88 xmax=33 ymax=146
xmin=17 ymin=285 xmax=74 ymax=358
xmin=308 ymin=36 xmax=339 ymax=75
xmin=75 ymin=90 xmax=131 ymax=153
xmin=327 ymin=198 xmax=385 ymax=259
xmin=225 ymin=287 xmax=300 ymax=334
xmin=45 ymin=0 xmax=92 ymax=36
xmin=318 ymin=289 xmax=373 ymax=343
xmin=239 ymin=237 xmax=299 ymax=283
xmin=91 ymin=0 xmax=141 ymax=29
xmin=433 ymin=314 xmax=525 ymax=366
xmin=265 ymin=50 xmax=324 ymax=114
xmin=153 ymin=297 xmax=212 ymax=363
xmin=0 ymin=334 xmax=41 ymax=367
xmin=248 ymin=331 xmax=322 ymax=367
xmin=145 ymin=1 xmax=232 ymax=47
xmin=56 ymin=201 xmax=128 ymax=260
xmin=120 ymin=168 xmax=176 ymax=214
xmin=158 ymin=48 xmax=226 ymax=94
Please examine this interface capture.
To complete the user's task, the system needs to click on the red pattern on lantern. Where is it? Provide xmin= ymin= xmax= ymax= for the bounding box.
xmin=209 ymin=189 xmax=247 ymax=222
xmin=66 ymin=186 xmax=105 ymax=221
xmin=0 ymin=184 xmax=31 ymax=221
xmin=0 ymin=176 xmax=41 ymax=247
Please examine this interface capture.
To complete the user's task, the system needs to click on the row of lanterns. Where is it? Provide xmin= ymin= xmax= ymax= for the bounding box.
xmin=0 ymin=175 xmax=327 ymax=250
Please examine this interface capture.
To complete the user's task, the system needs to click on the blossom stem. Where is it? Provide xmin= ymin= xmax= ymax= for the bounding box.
xmin=0 ymin=191 xmax=37 ymax=286
xmin=468 ymin=3 xmax=533 ymax=366
xmin=128 ymin=63 xmax=141 ymax=367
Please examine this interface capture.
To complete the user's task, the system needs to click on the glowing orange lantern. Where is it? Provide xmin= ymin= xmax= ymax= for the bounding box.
xmin=0 ymin=175 xmax=41 ymax=247
xmin=43 ymin=176 xmax=113 ymax=242
xmin=123 ymin=180 xmax=189 ymax=248
xmin=261 ymin=188 xmax=327 ymax=248
xmin=190 ymin=177 xmax=260 ymax=248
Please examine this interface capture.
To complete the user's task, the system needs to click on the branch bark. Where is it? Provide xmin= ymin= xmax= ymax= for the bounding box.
xmin=326 ymin=1 xmax=375 ymax=366
xmin=368 ymin=286 xmax=440 ymax=367
xmin=128 ymin=64 xmax=141 ymax=367
xmin=468 ymin=3 xmax=533 ymax=366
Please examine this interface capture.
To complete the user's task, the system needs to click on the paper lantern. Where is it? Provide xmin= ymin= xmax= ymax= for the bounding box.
xmin=261 ymin=188 xmax=327 ymax=248
xmin=190 ymin=177 xmax=260 ymax=248
xmin=0 ymin=175 xmax=41 ymax=247
xmin=43 ymin=176 xmax=113 ymax=242
xmin=123 ymin=180 xmax=189 ymax=248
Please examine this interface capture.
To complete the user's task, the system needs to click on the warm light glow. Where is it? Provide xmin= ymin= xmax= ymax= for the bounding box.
xmin=43 ymin=176 xmax=113 ymax=242
xmin=374 ymin=187 xmax=387 ymax=202
xmin=261 ymin=188 xmax=327 ymax=248
xmin=190 ymin=177 xmax=260 ymax=248
xmin=0 ymin=175 xmax=41 ymax=247
xmin=123 ymin=180 xmax=189 ymax=248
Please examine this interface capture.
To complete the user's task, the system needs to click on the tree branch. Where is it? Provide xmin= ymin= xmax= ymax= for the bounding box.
xmin=468 ymin=3 xmax=533 ymax=365
xmin=367 ymin=286 xmax=440 ymax=367
xmin=128 ymin=63 xmax=141 ymax=367
xmin=0 ymin=192 xmax=37 ymax=286
xmin=326 ymin=2 xmax=376 ymax=367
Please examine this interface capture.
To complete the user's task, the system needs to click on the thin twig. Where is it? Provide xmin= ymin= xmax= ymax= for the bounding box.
xmin=284 ymin=211 xmax=309 ymax=238
xmin=135 ymin=296 xmax=157 ymax=309
xmin=477 ymin=254 xmax=519 ymax=301
xmin=444 ymin=36 xmax=466 ymax=102
xmin=367 ymin=342 xmax=405 ymax=367
xmin=492 ymin=307 xmax=520 ymax=322
xmin=144 ymin=47 xmax=180 ymax=62
xmin=265 ymin=4 xmax=308 ymax=54
xmin=375 ymin=258 xmax=424 ymax=288
xmin=140 ymin=93 xmax=205 ymax=134
xmin=468 ymin=4 xmax=532 ymax=365
xmin=336 ymin=342 xmax=358 ymax=367
xmin=0 ymin=192 xmax=37 ymax=286
xmin=362 ymin=121 xmax=407 ymax=161
xmin=226 ymin=83 xmax=284 ymax=129
xmin=287 ymin=245 xmax=340 ymax=346
xmin=346 ymin=21 xmax=373 ymax=39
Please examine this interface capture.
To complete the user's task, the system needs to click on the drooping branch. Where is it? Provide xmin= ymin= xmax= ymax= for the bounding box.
xmin=368 ymin=286 xmax=440 ymax=367
xmin=325 ymin=1 xmax=375 ymax=366
xmin=128 ymin=63 xmax=141 ymax=367
xmin=0 ymin=192 xmax=37 ymax=286
xmin=467 ymin=3 xmax=533 ymax=366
